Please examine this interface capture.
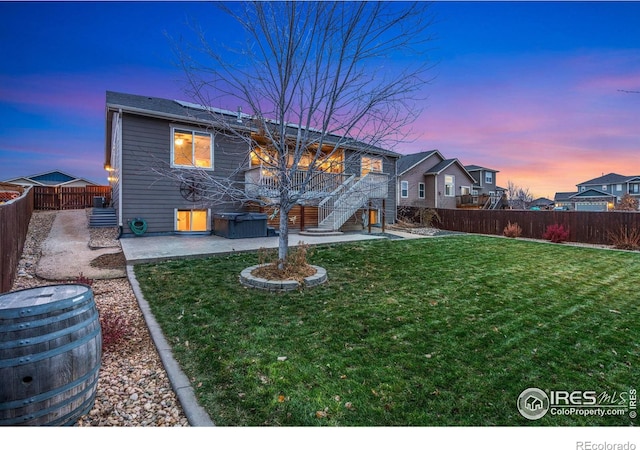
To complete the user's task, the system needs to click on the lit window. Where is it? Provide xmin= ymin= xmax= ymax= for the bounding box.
xmin=418 ymin=183 xmax=425 ymax=199
xmin=361 ymin=156 xmax=383 ymax=176
xmin=445 ymin=175 xmax=455 ymax=197
xmin=401 ymin=180 xmax=409 ymax=198
xmin=176 ymin=210 xmax=209 ymax=232
xmin=172 ymin=127 xmax=213 ymax=169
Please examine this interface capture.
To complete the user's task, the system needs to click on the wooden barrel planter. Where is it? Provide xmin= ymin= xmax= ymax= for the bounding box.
xmin=0 ymin=284 xmax=102 ymax=426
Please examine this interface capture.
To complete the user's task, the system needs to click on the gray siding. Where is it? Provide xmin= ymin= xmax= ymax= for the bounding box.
xmin=119 ymin=114 xmax=249 ymax=236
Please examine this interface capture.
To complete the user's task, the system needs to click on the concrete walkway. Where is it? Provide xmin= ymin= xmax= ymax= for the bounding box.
xmin=36 ymin=210 xmax=126 ymax=280
xmin=119 ymin=229 xmax=402 ymax=264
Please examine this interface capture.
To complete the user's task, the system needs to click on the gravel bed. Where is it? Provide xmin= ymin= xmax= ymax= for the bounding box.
xmin=10 ymin=210 xmax=189 ymax=427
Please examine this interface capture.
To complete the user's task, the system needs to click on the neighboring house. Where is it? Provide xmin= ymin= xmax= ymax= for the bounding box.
xmin=397 ymin=150 xmax=478 ymax=209
xmin=104 ymin=91 xmax=399 ymax=237
xmin=529 ymin=197 xmax=554 ymax=210
xmin=464 ymin=165 xmax=504 ymax=198
xmin=554 ymin=173 xmax=640 ymax=211
xmin=3 ymin=170 xmax=99 ymax=188
xmin=397 ymin=151 xmax=504 ymax=209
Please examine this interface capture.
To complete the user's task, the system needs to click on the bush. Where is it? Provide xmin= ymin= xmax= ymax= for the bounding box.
xmin=503 ymin=221 xmax=522 ymax=238
xmin=542 ymin=224 xmax=570 ymax=243
xmin=254 ymin=241 xmax=316 ymax=281
xmin=608 ymin=226 xmax=640 ymax=251
xmin=99 ymin=309 xmax=130 ymax=352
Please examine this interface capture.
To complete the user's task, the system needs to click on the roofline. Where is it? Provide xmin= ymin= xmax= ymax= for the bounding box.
xmin=105 ymin=98 xmax=399 ymax=157
xmin=397 ymin=150 xmax=442 ymax=176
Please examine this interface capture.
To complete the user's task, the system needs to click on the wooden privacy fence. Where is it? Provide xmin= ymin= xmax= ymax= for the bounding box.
xmin=0 ymin=187 xmax=34 ymax=293
xmin=33 ymin=186 xmax=112 ymax=210
xmin=427 ymin=208 xmax=640 ymax=245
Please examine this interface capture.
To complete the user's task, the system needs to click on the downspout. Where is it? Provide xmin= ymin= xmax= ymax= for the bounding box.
xmin=434 ymin=177 xmax=438 ymax=209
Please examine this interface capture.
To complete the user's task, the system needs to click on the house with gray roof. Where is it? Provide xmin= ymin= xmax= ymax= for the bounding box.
xmin=104 ymin=91 xmax=399 ymax=236
xmin=554 ymin=172 xmax=640 ymax=211
xmin=3 ymin=170 xmax=98 ymax=188
xmin=397 ymin=150 xmax=502 ymax=209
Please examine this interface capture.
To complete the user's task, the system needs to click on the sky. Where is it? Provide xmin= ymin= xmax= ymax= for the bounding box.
xmin=0 ymin=1 xmax=639 ymax=200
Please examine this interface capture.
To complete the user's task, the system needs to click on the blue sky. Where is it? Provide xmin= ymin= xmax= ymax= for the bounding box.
xmin=1 ymin=1 xmax=638 ymax=198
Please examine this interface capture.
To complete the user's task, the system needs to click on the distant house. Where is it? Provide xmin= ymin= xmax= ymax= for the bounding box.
xmin=104 ymin=91 xmax=399 ymax=236
xmin=3 ymin=170 xmax=99 ymax=188
xmin=554 ymin=173 xmax=640 ymax=211
xmin=464 ymin=165 xmax=503 ymax=198
xmin=397 ymin=151 xmax=504 ymax=209
xmin=397 ymin=150 xmax=478 ymax=209
xmin=529 ymin=197 xmax=554 ymax=210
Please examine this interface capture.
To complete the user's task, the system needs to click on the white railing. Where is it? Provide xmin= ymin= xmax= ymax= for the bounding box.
xmin=245 ymin=167 xmax=389 ymax=230
xmin=319 ymin=172 xmax=389 ymax=230
xmin=245 ymin=167 xmax=349 ymax=200
xmin=317 ymin=174 xmax=357 ymax=227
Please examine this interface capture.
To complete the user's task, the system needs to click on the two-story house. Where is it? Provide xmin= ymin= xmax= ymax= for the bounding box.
xmin=554 ymin=173 xmax=640 ymax=211
xmin=397 ymin=150 xmax=478 ymax=209
xmin=397 ymin=151 xmax=504 ymax=210
xmin=104 ymin=91 xmax=399 ymax=236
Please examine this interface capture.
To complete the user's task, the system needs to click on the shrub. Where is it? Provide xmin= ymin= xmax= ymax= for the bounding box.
xmin=254 ymin=242 xmax=316 ymax=281
xmin=503 ymin=221 xmax=522 ymax=238
xmin=608 ymin=226 xmax=640 ymax=251
xmin=542 ymin=224 xmax=570 ymax=243
xmin=99 ymin=309 xmax=130 ymax=352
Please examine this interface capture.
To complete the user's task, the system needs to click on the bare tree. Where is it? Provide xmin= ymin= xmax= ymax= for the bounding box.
xmin=506 ymin=180 xmax=534 ymax=210
xmin=163 ymin=1 xmax=434 ymax=266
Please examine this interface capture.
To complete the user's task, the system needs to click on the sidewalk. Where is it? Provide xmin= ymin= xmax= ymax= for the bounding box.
xmin=36 ymin=210 xmax=126 ymax=280
xmin=119 ymin=229 xmax=398 ymax=264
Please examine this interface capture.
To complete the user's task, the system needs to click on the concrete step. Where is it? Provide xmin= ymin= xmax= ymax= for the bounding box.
xmin=299 ymin=227 xmax=344 ymax=236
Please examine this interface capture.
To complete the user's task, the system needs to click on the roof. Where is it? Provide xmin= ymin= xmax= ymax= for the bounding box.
xmin=465 ymin=164 xmax=500 ymax=173
xmin=578 ymin=172 xmax=640 ymax=186
xmin=571 ymin=188 xmax=616 ymax=199
xmin=105 ymin=91 xmax=400 ymax=159
xmin=397 ymin=150 xmax=441 ymax=175
xmin=530 ymin=197 xmax=554 ymax=206
xmin=554 ymin=192 xmax=577 ymax=201
xmin=424 ymin=158 xmax=477 ymax=183
xmin=3 ymin=170 xmax=98 ymax=187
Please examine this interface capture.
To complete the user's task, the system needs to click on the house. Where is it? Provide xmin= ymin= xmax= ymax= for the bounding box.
xmin=554 ymin=173 xmax=640 ymax=211
xmin=3 ymin=170 xmax=99 ymax=188
xmin=529 ymin=197 xmax=554 ymax=210
xmin=397 ymin=150 xmax=503 ymax=209
xmin=104 ymin=91 xmax=399 ymax=237
xmin=464 ymin=165 xmax=502 ymax=198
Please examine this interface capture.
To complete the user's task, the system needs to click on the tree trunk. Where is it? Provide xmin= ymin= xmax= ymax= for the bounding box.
xmin=278 ymin=197 xmax=291 ymax=270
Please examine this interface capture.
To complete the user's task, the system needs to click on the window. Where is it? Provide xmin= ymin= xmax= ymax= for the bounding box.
xmin=581 ymin=186 xmax=586 ymax=192
xmin=485 ymin=172 xmax=493 ymax=184
xmin=602 ymin=185 xmax=607 ymax=191
xmin=631 ymin=184 xmax=640 ymax=194
xmin=361 ymin=156 xmax=383 ymax=176
xmin=616 ymin=184 xmax=623 ymax=191
xmin=172 ymin=127 xmax=213 ymax=168
xmin=460 ymin=186 xmax=470 ymax=195
xmin=176 ymin=210 xmax=209 ymax=232
xmin=444 ymin=175 xmax=454 ymax=197
xmin=401 ymin=180 xmax=409 ymax=198
xmin=418 ymin=183 xmax=425 ymax=199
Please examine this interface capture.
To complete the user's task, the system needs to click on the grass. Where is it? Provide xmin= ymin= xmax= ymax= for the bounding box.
xmin=134 ymin=235 xmax=640 ymax=426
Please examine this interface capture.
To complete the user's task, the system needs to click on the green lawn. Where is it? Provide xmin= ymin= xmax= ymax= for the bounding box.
xmin=134 ymin=235 xmax=640 ymax=426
